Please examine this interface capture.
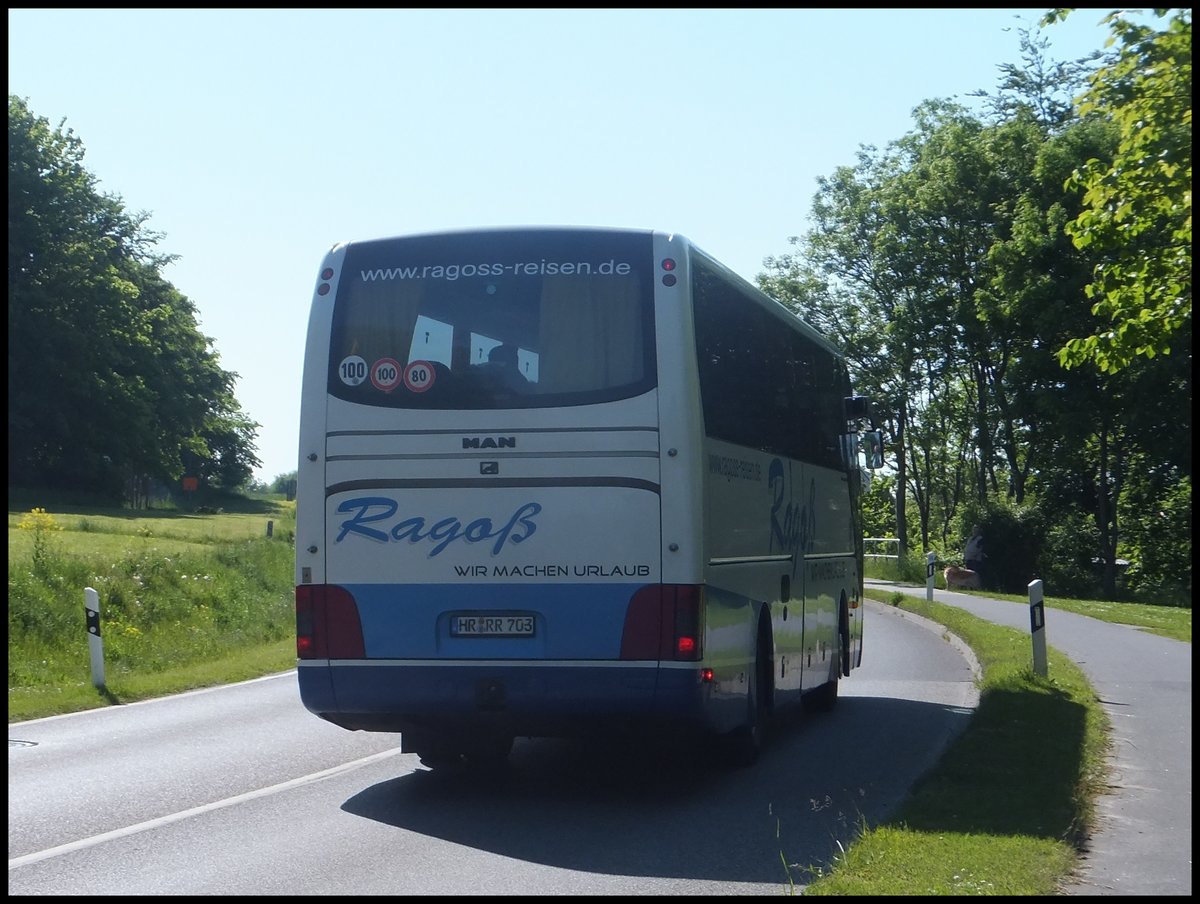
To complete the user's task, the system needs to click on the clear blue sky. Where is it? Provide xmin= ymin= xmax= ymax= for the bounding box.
xmin=8 ymin=8 xmax=1115 ymax=483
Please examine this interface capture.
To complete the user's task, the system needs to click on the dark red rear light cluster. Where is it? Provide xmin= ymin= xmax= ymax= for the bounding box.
xmin=620 ymin=584 xmax=704 ymax=661
xmin=316 ymin=266 xmax=335 ymax=296
xmin=295 ymin=584 xmax=366 ymax=659
xmin=661 ymin=257 xmax=677 ymax=287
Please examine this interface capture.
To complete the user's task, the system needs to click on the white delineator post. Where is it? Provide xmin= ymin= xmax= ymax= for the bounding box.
xmin=84 ymin=586 xmax=106 ymax=689
xmin=1028 ymin=579 xmax=1048 ymax=677
xmin=926 ymin=552 xmax=936 ymax=602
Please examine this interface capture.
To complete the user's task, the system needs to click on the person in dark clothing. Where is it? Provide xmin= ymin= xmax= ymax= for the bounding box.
xmin=964 ymin=525 xmax=986 ymax=582
xmin=481 ymin=343 xmax=530 ymax=393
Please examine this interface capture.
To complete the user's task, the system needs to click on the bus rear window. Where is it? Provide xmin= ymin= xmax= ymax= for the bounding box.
xmin=327 ymin=230 xmax=656 ymax=409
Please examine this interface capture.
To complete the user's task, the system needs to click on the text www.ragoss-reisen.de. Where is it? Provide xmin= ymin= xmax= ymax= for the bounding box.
xmin=359 ymin=259 xmax=633 ymax=282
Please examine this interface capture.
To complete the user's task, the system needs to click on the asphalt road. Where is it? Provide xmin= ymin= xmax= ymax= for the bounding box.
xmin=8 ymin=600 xmax=980 ymax=895
xmin=867 ymin=579 xmax=1192 ymax=897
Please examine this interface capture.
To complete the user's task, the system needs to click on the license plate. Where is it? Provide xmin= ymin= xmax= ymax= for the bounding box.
xmin=451 ymin=613 xmax=535 ymax=637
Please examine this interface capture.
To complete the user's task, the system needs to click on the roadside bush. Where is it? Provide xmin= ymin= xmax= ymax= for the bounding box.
xmin=864 ymin=551 xmax=929 ymax=585
xmin=1037 ymin=511 xmax=1102 ymax=599
xmin=956 ymin=502 xmax=1045 ymax=594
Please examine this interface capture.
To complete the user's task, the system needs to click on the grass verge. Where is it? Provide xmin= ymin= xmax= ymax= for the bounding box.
xmin=8 ymin=500 xmax=296 ymax=722
xmin=865 ymin=558 xmax=1191 ymax=642
xmin=798 ymin=588 xmax=1112 ymax=895
xmin=9 ymin=640 xmax=298 ymax=722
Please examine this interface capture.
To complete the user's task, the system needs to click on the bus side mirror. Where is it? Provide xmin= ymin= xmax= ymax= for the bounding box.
xmin=844 ymin=395 xmax=872 ymax=421
xmin=861 ymin=429 xmax=884 ymax=469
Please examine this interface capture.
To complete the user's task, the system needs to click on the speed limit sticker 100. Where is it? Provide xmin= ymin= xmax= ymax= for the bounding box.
xmin=338 ymin=355 xmax=368 ymax=386
xmin=370 ymin=357 xmax=403 ymax=393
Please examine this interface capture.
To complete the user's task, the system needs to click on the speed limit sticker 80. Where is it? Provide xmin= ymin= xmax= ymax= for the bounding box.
xmin=402 ymin=360 xmax=436 ymax=393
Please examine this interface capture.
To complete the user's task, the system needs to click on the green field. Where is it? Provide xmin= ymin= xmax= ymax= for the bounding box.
xmin=8 ymin=498 xmax=297 ymax=721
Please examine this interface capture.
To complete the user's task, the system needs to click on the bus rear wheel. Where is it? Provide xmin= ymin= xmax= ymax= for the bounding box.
xmin=804 ymin=600 xmax=847 ymax=714
xmin=723 ymin=620 xmax=772 ymax=768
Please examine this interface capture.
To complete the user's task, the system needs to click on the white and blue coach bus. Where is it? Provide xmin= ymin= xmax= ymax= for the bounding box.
xmin=295 ymin=227 xmax=882 ymax=768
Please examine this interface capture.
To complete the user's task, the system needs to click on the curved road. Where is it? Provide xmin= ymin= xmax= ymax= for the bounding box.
xmin=9 ymin=600 xmax=978 ymax=895
xmin=867 ymin=579 xmax=1192 ymax=896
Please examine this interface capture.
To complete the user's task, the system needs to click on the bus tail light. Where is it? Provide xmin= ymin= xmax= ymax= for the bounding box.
xmin=620 ymin=584 xmax=704 ymax=661
xmin=296 ymin=584 xmax=365 ymax=659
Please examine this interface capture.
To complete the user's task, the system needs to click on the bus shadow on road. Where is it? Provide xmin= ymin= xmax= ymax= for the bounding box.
xmin=340 ymin=694 xmax=976 ymax=886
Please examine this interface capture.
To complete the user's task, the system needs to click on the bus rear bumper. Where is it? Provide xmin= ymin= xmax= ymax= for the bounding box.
xmin=297 ymin=659 xmax=721 ymax=738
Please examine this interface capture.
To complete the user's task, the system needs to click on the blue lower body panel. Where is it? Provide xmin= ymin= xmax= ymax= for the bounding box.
xmin=342 ymin=581 xmax=640 ymax=660
xmin=298 ymin=660 xmax=712 ymax=739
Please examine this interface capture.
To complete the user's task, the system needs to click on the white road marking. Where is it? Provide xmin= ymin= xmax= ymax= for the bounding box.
xmin=8 ymin=747 xmax=406 ymax=869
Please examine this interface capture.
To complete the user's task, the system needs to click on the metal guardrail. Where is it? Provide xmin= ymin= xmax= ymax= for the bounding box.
xmin=864 ymin=537 xmax=900 ymax=561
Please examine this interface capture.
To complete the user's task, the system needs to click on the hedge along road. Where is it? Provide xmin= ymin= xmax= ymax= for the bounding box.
xmin=866 ymin=579 xmax=1192 ymax=897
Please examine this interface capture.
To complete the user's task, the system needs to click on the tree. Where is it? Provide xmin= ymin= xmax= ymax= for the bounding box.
xmin=759 ymin=26 xmax=1190 ymax=599
xmin=8 ymin=95 xmax=261 ymax=502
xmin=1045 ymin=8 xmax=1192 ymax=374
xmin=269 ymin=471 xmax=299 ymax=495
